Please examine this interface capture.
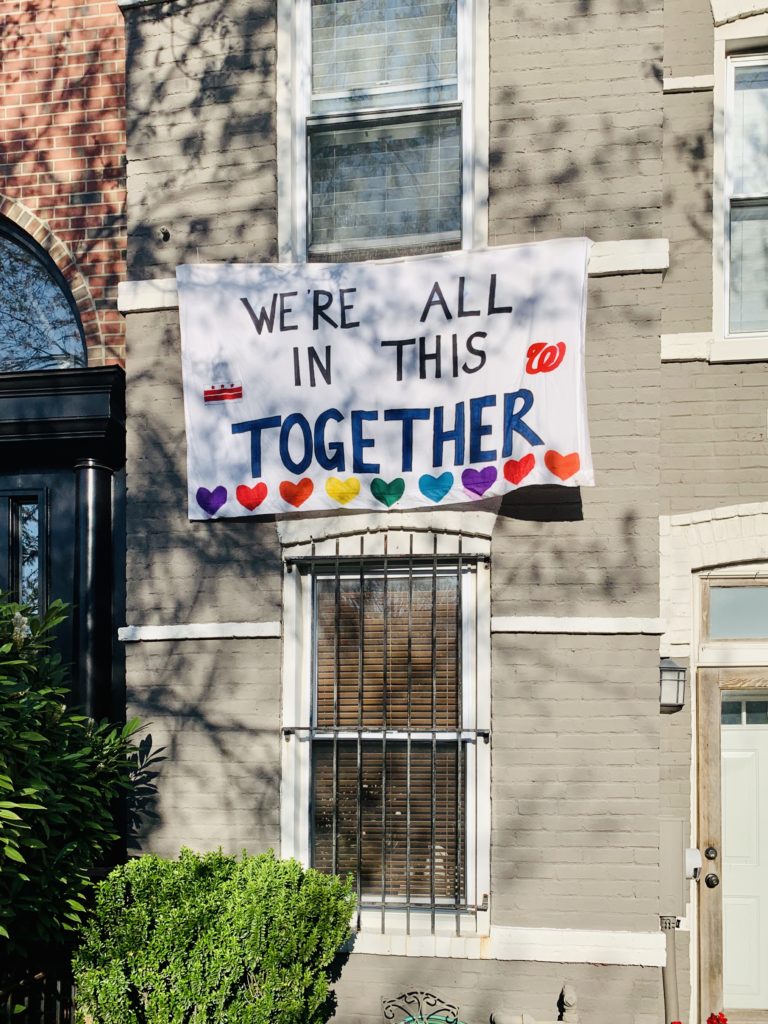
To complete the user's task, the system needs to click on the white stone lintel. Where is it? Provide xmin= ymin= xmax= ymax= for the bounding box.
xmin=711 ymin=0 xmax=768 ymax=25
xmin=663 ymin=75 xmax=715 ymax=93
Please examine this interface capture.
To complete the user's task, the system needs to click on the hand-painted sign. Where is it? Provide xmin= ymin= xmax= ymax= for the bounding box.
xmin=177 ymin=238 xmax=593 ymax=519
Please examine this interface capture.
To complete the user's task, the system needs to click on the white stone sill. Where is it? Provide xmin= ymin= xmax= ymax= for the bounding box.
xmin=661 ymin=331 xmax=768 ymax=362
xmin=351 ymin=926 xmax=666 ymax=966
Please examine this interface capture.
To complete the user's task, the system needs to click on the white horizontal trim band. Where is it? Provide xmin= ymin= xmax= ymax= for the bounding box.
xmin=663 ymin=75 xmax=715 ymax=93
xmin=353 ymin=926 xmax=666 ymax=966
xmin=491 ymin=615 xmax=664 ymax=634
xmin=118 ymin=622 xmax=281 ymax=642
xmin=487 ymin=926 xmax=666 ymax=967
xmin=117 ymin=239 xmax=671 ymax=314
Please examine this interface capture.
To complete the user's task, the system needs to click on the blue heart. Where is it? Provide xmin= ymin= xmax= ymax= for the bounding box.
xmin=419 ymin=472 xmax=454 ymax=503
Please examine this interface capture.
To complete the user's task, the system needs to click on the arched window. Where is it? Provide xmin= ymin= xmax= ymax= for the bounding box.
xmin=0 ymin=220 xmax=87 ymax=372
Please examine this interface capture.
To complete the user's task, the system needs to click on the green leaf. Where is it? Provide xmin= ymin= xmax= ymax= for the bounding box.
xmin=3 ymin=845 xmax=26 ymax=863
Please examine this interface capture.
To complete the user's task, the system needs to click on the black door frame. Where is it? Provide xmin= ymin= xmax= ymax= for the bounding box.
xmin=0 ymin=366 xmax=125 ymax=720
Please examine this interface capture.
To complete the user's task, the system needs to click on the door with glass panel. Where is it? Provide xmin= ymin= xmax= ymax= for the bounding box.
xmin=699 ymin=580 xmax=768 ymax=1022
xmin=0 ymin=474 xmax=76 ymax=671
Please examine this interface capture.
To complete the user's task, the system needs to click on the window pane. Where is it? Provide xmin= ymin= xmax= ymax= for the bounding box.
xmin=745 ymin=700 xmax=768 ymax=724
xmin=309 ymin=116 xmax=461 ymax=251
xmin=312 ymin=740 xmax=464 ymax=902
xmin=0 ymin=234 xmax=86 ymax=372
xmin=729 ymin=205 xmax=768 ymax=334
xmin=315 ymin=570 xmax=459 ymax=728
xmin=709 ymin=585 xmax=768 ymax=639
xmin=731 ymin=65 xmax=768 ymax=196
xmin=17 ymin=501 xmax=40 ymax=611
xmin=721 ymin=699 xmax=742 ymax=725
xmin=311 ymin=0 xmax=457 ymax=112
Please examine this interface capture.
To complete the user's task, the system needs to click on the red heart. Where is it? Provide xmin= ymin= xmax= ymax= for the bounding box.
xmin=544 ymin=450 xmax=580 ymax=481
xmin=280 ymin=478 xmax=314 ymax=508
xmin=503 ymin=454 xmax=535 ymax=485
xmin=236 ymin=483 xmax=267 ymax=510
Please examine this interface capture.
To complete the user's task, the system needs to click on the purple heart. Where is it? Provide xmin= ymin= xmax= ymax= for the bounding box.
xmin=196 ymin=485 xmax=227 ymax=516
xmin=461 ymin=467 xmax=497 ymax=497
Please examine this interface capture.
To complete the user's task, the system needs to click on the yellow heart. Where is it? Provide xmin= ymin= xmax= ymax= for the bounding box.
xmin=325 ymin=477 xmax=361 ymax=505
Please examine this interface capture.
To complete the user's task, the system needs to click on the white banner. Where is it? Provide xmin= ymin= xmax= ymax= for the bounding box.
xmin=177 ymin=239 xmax=593 ymax=519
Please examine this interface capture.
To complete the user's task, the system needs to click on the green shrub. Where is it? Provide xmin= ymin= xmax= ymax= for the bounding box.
xmin=73 ymin=849 xmax=356 ymax=1024
xmin=0 ymin=597 xmax=140 ymax=980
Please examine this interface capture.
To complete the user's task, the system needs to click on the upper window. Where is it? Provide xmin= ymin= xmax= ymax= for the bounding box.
xmin=725 ymin=56 xmax=768 ymax=336
xmin=0 ymin=221 xmax=86 ymax=373
xmin=279 ymin=0 xmax=487 ymax=261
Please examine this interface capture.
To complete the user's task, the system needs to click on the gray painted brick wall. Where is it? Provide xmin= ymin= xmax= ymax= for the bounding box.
xmin=662 ymin=361 xmax=768 ymax=515
xmin=126 ymin=637 xmax=282 ymax=858
xmin=332 ymin=956 xmax=662 ymax=1024
xmin=492 ymin=634 xmax=661 ymax=931
xmin=124 ymin=0 xmax=277 ymax=278
xmin=664 ymin=0 xmax=714 ymax=77
xmin=493 ymin=274 xmax=661 ymax=617
xmin=489 ymin=0 xmax=663 ymax=245
xmin=121 ymin=0 xmax=672 ymax=1017
xmin=662 ymin=90 xmax=713 ymax=335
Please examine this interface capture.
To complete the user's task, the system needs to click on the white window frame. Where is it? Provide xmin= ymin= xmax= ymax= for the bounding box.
xmin=279 ymin=531 xmax=491 ymax=939
xmin=712 ymin=15 xmax=768 ymax=360
xmin=276 ymin=0 xmax=489 ymax=262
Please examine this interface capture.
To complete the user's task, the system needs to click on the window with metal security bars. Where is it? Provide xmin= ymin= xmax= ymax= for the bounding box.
xmin=281 ymin=544 xmax=489 ymax=935
xmin=279 ymin=0 xmax=484 ymax=260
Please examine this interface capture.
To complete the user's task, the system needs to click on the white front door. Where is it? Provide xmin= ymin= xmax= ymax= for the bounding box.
xmin=721 ymin=696 xmax=768 ymax=1009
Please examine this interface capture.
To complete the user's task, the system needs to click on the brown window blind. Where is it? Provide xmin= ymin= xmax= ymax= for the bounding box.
xmin=315 ymin=573 xmax=459 ymax=728
xmin=311 ymin=565 xmax=465 ymax=909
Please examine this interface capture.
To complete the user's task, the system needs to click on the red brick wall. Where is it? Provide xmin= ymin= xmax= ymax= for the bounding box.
xmin=0 ymin=0 xmax=126 ymax=366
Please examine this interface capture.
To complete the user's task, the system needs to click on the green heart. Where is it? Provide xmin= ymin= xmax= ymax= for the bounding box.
xmin=370 ymin=477 xmax=405 ymax=508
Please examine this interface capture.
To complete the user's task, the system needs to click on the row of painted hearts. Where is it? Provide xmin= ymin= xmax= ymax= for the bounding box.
xmin=196 ymin=451 xmax=580 ymax=515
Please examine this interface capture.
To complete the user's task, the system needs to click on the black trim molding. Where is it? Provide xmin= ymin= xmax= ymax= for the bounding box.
xmin=0 ymin=367 xmax=125 ymax=469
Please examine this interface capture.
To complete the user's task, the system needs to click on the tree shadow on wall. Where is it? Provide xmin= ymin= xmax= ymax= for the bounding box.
xmin=0 ymin=3 xmax=127 ymax=333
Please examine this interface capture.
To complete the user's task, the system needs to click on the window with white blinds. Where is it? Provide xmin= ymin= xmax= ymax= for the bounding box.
xmin=727 ymin=58 xmax=768 ymax=335
xmin=302 ymin=0 xmax=471 ymax=257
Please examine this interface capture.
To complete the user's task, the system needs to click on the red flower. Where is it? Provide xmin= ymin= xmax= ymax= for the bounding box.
xmin=707 ymin=1012 xmax=728 ymax=1024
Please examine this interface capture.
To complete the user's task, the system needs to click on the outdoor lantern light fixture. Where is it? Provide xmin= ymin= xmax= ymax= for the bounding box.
xmin=660 ymin=658 xmax=687 ymax=713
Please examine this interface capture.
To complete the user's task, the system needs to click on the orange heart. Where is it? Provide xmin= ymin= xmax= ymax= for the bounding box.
xmin=279 ymin=478 xmax=314 ymax=507
xmin=504 ymin=454 xmax=535 ymax=485
xmin=544 ymin=450 xmax=580 ymax=481
xmin=236 ymin=483 xmax=267 ymax=510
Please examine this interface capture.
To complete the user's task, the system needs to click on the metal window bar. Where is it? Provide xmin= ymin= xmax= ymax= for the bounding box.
xmin=381 ymin=535 xmax=389 ymax=934
xmin=430 ymin=535 xmax=437 ymax=936
xmin=455 ymin=535 xmax=463 ymax=936
xmin=406 ymin=535 xmax=413 ymax=936
xmin=356 ymin=536 xmax=364 ymax=933
xmin=303 ymin=553 xmax=487 ymax=928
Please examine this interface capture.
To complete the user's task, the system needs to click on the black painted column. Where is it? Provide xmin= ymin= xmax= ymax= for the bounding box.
xmin=74 ymin=458 xmax=114 ymax=720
